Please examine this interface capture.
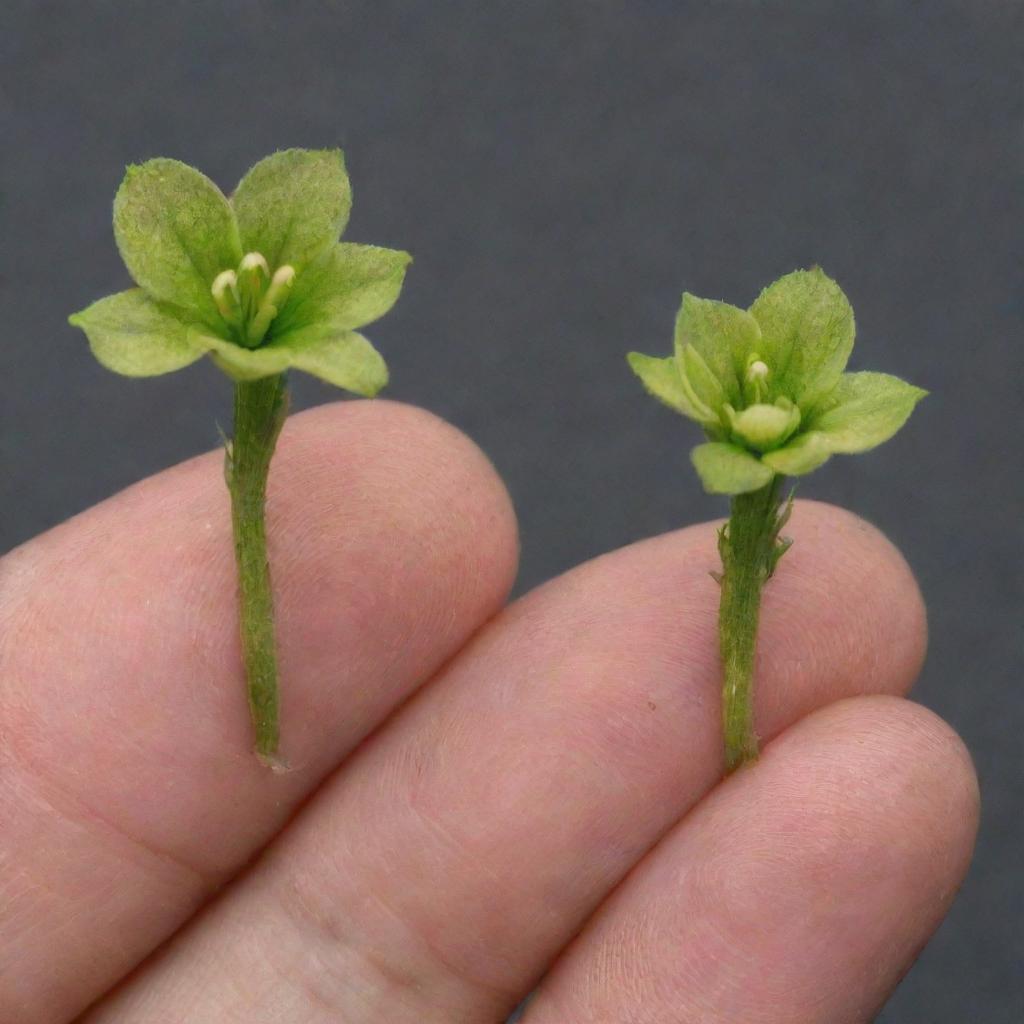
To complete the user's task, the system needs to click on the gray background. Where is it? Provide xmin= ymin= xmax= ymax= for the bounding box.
xmin=2 ymin=1 xmax=1021 ymax=1020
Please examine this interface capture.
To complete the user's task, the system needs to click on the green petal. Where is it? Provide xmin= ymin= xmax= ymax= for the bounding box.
xmin=69 ymin=289 xmax=206 ymax=377
xmin=270 ymin=325 xmax=388 ymax=396
xmin=627 ymin=352 xmax=715 ymax=424
xmin=762 ymin=432 xmax=833 ymax=475
xmin=203 ymin=335 xmax=292 ymax=381
xmin=748 ymin=267 xmax=854 ymax=407
xmin=273 ymin=243 xmax=411 ymax=336
xmin=679 ymin=343 xmax=727 ymax=416
xmin=113 ymin=159 xmax=242 ymax=326
xmin=808 ymin=371 xmax=927 ymax=453
xmin=231 ymin=149 xmax=351 ymax=272
xmin=691 ymin=442 xmax=775 ymax=495
xmin=674 ymin=294 xmax=761 ymax=406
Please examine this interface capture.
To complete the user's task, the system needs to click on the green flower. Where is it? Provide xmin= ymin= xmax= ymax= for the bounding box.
xmin=628 ymin=267 xmax=926 ymax=494
xmin=69 ymin=149 xmax=409 ymax=396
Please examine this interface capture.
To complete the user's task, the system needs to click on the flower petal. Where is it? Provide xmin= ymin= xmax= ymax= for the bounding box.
xmin=113 ymin=159 xmax=242 ymax=326
xmin=748 ymin=267 xmax=854 ymax=407
xmin=679 ymin=343 xmax=727 ymax=417
xmin=674 ymin=294 xmax=761 ymax=406
xmin=691 ymin=442 xmax=775 ymax=495
xmin=270 ymin=326 xmax=388 ymax=396
xmin=808 ymin=371 xmax=927 ymax=453
xmin=231 ymin=149 xmax=352 ymax=272
xmin=203 ymin=335 xmax=292 ymax=381
xmin=273 ymin=243 xmax=411 ymax=336
xmin=69 ymin=290 xmax=206 ymax=377
xmin=762 ymin=432 xmax=833 ymax=475
xmin=627 ymin=352 xmax=716 ymax=425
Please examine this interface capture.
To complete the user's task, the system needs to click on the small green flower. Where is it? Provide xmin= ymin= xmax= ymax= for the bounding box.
xmin=70 ymin=149 xmax=409 ymax=394
xmin=629 ymin=267 xmax=926 ymax=772
xmin=68 ymin=149 xmax=409 ymax=764
xmin=628 ymin=267 xmax=926 ymax=494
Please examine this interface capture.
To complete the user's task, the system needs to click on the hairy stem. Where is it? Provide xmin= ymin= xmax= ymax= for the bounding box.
xmin=227 ymin=373 xmax=288 ymax=762
xmin=718 ymin=476 xmax=789 ymax=772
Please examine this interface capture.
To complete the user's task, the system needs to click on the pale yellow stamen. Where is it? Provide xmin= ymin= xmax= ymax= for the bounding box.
xmin=211 ymin=270 xmax=241 ymax=322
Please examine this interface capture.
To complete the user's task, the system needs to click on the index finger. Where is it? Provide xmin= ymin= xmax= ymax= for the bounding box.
xmin=0 ymin=400 xmax=518 ymax=1024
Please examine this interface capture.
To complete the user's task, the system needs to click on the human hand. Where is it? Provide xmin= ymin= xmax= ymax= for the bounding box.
xmin=0 ymin=401 xmax=978 ymax=1023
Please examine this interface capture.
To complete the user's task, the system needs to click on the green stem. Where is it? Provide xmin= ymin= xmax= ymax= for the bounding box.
xmin=227 ymin=373 xmax=288 ymax=762
xmin=718 ymin=475 xmax=789 ymax=772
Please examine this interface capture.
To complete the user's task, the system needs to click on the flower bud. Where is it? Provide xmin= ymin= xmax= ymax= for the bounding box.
xmin=727 ymin=400 xmax=801 ymax=452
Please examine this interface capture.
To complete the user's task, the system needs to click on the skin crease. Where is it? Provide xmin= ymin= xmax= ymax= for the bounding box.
xmin=0 ymin=401 xmax=977 ymax=1024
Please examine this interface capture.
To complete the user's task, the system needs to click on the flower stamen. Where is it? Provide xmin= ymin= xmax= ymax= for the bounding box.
xmin=239 ymin=251 xmax=270 ymax=279
xmin=248 ymin=265 xmax=296 ymax=346
xmin=745 ymin=357 xmax=770 ymax=404
xmin=211 ymin=270 xmax=242 ymax=326
xmin=211 ymin=254 xmax=295 ymax=347
xmin=238 ymin=252 xmax=270 ymax=321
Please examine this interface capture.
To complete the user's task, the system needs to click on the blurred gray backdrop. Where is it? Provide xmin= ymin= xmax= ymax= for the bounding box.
xmin=2 ymin=1 xmax=1021 ymax=1020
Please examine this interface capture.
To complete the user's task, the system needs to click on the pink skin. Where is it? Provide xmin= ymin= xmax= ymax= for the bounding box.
xmin=0 ymin=402 xmax=976 ymax=1024
xmin=0 ymin=401 xmax=519 ymax=1022
xmin=524 ymin=697 xmax=979 ymax=1024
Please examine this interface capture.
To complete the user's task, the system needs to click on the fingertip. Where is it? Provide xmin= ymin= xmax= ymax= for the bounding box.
xmin=755 ymin=500 xmax=928 ymax=728
xmin=522 ymin=695 xmax=979 ymax=1024
xmin=782 ymin=501 xmax=926 ymax=645
xmin=274 ymin=399 xmax=520 ymax=616
xmin=763 ymin=694 xmax=980 ymax=891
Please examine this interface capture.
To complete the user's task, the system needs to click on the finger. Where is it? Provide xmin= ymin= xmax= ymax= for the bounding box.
xmin=523 ymin=696 xmax=979 ymax=1023
xmin=0 ymin=400 xmax=517 ymax=1024
xmin=85 ymin=502 xmax=927 ymax=1023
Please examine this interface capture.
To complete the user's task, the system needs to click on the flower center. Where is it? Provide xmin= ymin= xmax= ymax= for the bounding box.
xmin=726 ymin=401 xmax=800 ymax=452
xmin=211 ymin=251 xmax=296 ymax=348
xmin=725 ymin=357 xmax=802 ymax=451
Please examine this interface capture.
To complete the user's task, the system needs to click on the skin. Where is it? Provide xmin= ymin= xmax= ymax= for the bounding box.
xmin=0 ymin=401 xmax=978 ymax=1024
